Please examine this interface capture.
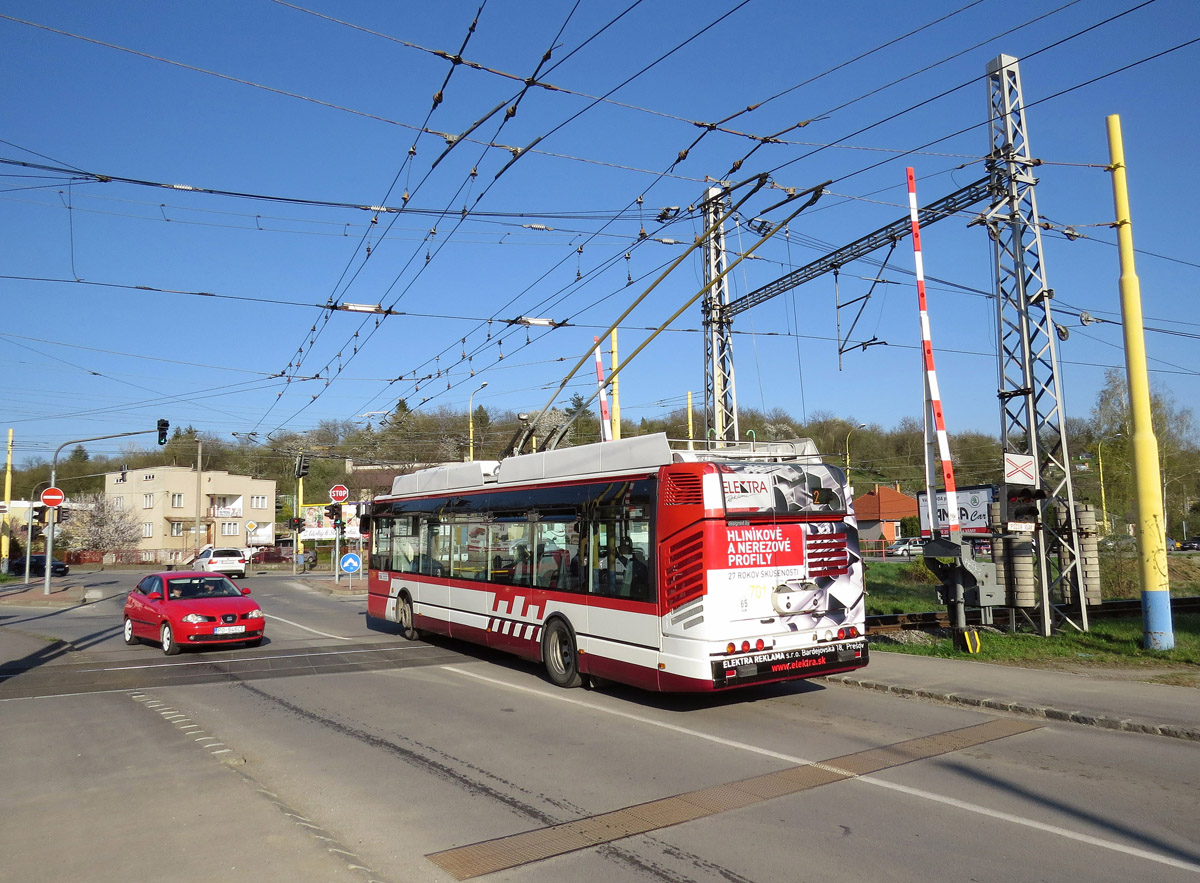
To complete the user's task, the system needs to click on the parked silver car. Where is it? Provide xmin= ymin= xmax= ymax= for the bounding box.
xmin=194 ymin=547 xmax=248 ymax=579
xmin=885 ymin=538 xmax=928 ymax=557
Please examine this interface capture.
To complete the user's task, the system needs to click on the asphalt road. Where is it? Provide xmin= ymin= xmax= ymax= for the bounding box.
xmin=2 ymin=573 xmax=1198 ymax=883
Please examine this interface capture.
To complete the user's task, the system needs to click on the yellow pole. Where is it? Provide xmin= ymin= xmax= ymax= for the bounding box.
xmin=1106 ymin=114 xmax=1173 ymax=650
xmin=609 ymin=330 xmax=621 ymax=440
xmin=2 ymin=429 xmax=12 ymax=567
xmin=687 ymin=391 xmax=694 ymax=450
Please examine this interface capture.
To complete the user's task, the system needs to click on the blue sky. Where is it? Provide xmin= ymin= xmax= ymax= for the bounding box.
xmin=3 ymin=0 xmax=1197 ymax=464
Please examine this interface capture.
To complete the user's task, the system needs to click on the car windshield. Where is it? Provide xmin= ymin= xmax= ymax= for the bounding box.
xmin=166 ymin=577 xmax=242 ymax=600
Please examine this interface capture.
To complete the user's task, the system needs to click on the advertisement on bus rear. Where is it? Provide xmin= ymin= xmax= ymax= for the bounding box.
xmin=693 ymin=519 xmax=864 ymax=643
xmin=717 ymin=462 xmax=848 ymax=514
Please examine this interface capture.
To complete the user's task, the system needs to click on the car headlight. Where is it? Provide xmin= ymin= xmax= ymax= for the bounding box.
xmin=181 ymin=613 xmax=211 ymax=623
xmin=245 ymin=609 xmax=263 ymax=619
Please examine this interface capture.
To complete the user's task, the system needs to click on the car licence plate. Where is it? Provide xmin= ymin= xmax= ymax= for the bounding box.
xmin=214 ymin=625 xmax=245 ymax=635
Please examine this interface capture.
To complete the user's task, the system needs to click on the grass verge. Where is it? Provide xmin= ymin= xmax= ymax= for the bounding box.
xmin=869 ymin=615 xmax=1200 ymax=687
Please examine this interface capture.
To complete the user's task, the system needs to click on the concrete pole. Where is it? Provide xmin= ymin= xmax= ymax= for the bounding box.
xmin=1106 ymin=114 xmax=1173 ymax=650
xmin=194 ymin=440 xmax=203 ymax=559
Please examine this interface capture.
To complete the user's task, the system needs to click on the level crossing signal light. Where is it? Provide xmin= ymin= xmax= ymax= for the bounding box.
xmin=295 ymin=454 xmax=310 ymax=479
xmin=157 ymin=418 xmax=169 ymax=445
xmin=1005 ymin=485 xmax=1046 ymax=526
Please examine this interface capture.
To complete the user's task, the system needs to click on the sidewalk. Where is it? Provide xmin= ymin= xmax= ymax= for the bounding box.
xmin=823 ymin=650 xmax=1200 ymax=742
xmin=1 ymin=576 xmax=1195 ymax=740
xmin=0 ymin=575 xmax=93 ymax=607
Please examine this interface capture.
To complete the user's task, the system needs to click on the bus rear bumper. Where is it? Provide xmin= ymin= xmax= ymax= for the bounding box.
xmin=710 ymin=639 xmax=869 ymax=689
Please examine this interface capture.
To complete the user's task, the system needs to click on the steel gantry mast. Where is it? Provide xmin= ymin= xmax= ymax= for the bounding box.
xmin=982 ymin=54 xmax=1086 ymax=634
xmin=701 ymin=186 xmax=739 ymax=445
xmin=700 ymin=54 xmax=1086 ymax=633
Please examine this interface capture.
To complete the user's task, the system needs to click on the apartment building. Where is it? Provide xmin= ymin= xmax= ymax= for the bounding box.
xmin=106 ymin=466 xmax=276 ymax=560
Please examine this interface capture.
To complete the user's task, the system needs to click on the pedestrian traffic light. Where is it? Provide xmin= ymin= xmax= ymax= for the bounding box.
xmin=157 ymin=418 xmax=169 ymax=445
xmin=295 ymin=454 xmax=310 ymax=479
xmin=1004 ymin=485 xmax=1045 ymax=526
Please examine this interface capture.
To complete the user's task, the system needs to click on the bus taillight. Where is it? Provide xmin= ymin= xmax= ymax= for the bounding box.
xmin=755 ymin=638 xmax=765 ymax=651
xmin=837 ymin=626 xmax=861 ymax=640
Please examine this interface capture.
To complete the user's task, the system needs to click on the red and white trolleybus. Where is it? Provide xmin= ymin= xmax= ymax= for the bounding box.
xmin=364 ymin=433 xmax=867 ymax=692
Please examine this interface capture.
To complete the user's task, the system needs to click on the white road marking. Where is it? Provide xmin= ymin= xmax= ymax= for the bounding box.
xmin=72 ymin=645 xmax=421 ymax=674
xmin=264 ymin=613 xmax=351 ymax=640
xmin=444 ymin=666 xmax=1200 ymax=876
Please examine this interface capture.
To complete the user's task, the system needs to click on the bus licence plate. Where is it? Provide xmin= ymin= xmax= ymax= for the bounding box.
xmin=214 ymin=625 xmax=245 ymax=635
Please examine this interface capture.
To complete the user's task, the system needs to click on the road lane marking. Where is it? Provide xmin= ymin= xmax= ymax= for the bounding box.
xmin=441 ymin=666 xmax=1200 ymax=877
xmin=263 ymin=613 xmax=351 ymax=640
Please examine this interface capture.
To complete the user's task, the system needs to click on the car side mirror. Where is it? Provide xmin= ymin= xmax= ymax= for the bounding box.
xmin=241 ymin=587 xmax=251 ymax=595
xmin=147 ymin=592 xmax=163 ymax=601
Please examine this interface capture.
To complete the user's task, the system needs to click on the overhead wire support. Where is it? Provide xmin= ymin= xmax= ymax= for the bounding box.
xmin=982 ymin=54 xmax=1087 ymax=637
xmin=527 ymin=178 xmax=830 ymax=456
xmin=725 ymin=176 xmax=993 ymax=318
xmin=701 ymin=185 xmax=738 ymax=444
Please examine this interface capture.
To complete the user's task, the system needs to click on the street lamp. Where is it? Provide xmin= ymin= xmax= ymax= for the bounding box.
xmin=468 ymin=381 xmax=488 ymax=460
xmin=845 ymin=423 xmax=866 ymax=486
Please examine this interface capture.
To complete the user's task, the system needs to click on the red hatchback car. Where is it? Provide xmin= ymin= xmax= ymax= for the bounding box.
xmin=123 ymin=571 xmax=265 ymax=655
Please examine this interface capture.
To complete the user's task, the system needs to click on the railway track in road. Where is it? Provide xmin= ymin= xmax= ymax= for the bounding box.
xmin=0 ymin=639 xmax=468 ymax=701
xmin=867 ymin=596 xmax=1200 ymax=634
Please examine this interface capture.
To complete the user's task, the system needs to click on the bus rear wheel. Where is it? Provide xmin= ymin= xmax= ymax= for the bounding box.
xmin=542 ymin=619 xmax=582 ymax=688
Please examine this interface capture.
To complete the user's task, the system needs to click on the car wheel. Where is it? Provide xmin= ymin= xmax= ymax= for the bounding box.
xmin=541 ymin=618 xmax=582 ymax=688
xmin=161 ymin=622 xmax=182 ymax=656
xmin=398 ymin=594 xmax=421 ymax=641
xmin=123 ymin=617 xmax=139 ymax=646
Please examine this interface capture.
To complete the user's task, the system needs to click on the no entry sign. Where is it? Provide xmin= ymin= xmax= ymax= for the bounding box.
xmin=41 ymin=487 xmax=65 ymax=508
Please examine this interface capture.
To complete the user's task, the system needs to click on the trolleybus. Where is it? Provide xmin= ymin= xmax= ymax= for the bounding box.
xmin=364 ymin=433 xmax=867 ymax=692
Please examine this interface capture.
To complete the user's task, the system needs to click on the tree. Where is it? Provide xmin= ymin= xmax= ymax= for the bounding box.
xmin=59 ymin=494 xmax=141 ymax=565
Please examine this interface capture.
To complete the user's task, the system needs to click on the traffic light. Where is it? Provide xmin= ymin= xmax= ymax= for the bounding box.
xmin=325 ymin=503 xmax=342 ymax=526
xmin=1004 ymin=485 xmax=1045 ymax=526
xmin=32 ymin=505 xmax=46 ymax=525
xmin=157 ymin=418 xmax=169 ymax=445
xmin=295 ymin=454 xmax=310 ymax=479
xmin=289 ymin=516 xmax=305 ymax=531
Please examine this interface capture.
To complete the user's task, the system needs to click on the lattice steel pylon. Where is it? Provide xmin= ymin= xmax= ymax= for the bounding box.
xmin=702 ymin=186 xmax=739 ymax=445
xmin=983 ymin=54 xmax=1087 ymax=635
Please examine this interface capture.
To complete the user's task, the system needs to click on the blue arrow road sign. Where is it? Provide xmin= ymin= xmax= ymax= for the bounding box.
xmin=339 ymin=552 xmax=362 ymax=574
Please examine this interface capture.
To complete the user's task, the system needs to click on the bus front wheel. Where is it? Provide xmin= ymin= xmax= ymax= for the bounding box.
xmin=398 ymin=593 xmax=421 ymax=641
xmin=542 ymin=619 xmax=582 ymax=688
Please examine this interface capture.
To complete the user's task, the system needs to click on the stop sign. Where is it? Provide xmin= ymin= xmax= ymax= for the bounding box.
xmin=330 ymin=484 xmax=349 ymax=504
xmin=41 ymin=487 xmax=65 ymax=507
